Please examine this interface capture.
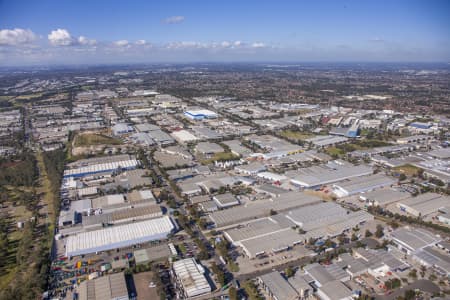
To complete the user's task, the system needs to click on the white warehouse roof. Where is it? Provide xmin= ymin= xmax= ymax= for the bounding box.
xmin=65 ymin=216 xmax=174 ymax=257
xmin=173 ymin=258 xmax=211 ymax=298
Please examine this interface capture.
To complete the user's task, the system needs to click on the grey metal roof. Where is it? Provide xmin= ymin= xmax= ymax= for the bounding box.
xmin=318 ymin=280 xmax=352 ymax=300
xmin=259 ymin=271 xmax=299 ymax=300
xmin=391 ymin=227 xmax=440 ymax=252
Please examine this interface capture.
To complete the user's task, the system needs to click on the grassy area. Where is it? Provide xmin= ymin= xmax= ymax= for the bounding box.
xmin=201 ymin=152 xmax=240 ymax=165
xmin=325 ymin=139 xmax=392 ymax=157
xmin=325 ymin=147 xmax=346 ymax=157
xmin=280 ymin=130 xmax=314 ymax=142
xmin=393 ymin=164 xmax=422 ymax=177
xmin=73 ymin=133 xmax=122 ymax=147
xmin=0 ymin=266 xmax=18 ymax=291
xmin=15 ymin=93 xmax=43 ymax=100
xmin=35 ymin=151 xmax=56 ymax=239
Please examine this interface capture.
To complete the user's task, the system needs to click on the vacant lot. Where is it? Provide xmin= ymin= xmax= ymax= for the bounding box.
xmin=280 ymin=130 xmax=314 ymax=142
xmin=133 ymin=272 xmax=159 ymax=300
xmin=73 ymin=133 xmax=122 ymax=147
xmin=393 ymin=164 xmax=422 ymax=177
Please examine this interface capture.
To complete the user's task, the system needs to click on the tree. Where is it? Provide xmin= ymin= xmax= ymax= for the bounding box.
xmin=399 ymin=173 xmax=407 ymax=181
xmin=285 ymin=266 xmax=295 ymax=278
xmin=229 ymin=286 xmax=238 ymax=300
xmin=375 ymin=224 xmax=384 ymax=238
xmin=408 ymin=269 xmax=417 ymax=279
xmin=404 ymin=289 xmax=416 ymax=300
xmin=351 ymin=233 xmax=358 ymax=241
xmin=365 ymin=229 xmax=373 ymax=238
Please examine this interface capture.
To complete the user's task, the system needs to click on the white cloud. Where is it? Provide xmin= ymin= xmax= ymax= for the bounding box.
xmin=114 ymin=40 xmax=129 ymax=47
xmin=221 ymin=41 xmax=231 ymax=48
xmin=163 ymin=16 xmax=185 ymax=24
xmin=48 ymin=29 xmax=74 ymax=46
xmin=0 ymin=28 xmax=37 ymax=46
xmin=135 ymin=39 xmax=147 ymax=45
xmin=251 ymin=42 xmax=266 ymax=48
xmin=78 ymin=36 xmax=96 ymax=46
xmin=47 ymin=29 xmax=96 ymax=47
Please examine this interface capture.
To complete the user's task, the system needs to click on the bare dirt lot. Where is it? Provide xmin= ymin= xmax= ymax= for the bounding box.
xmin=133 ymin=271 xmax=159 ymax=300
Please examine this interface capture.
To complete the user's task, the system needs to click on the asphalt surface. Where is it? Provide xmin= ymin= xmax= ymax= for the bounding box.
xmin=374 ymin=279 xmax=440 ymax=300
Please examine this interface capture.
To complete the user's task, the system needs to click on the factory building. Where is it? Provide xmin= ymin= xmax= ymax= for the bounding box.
xmin=396 ymin=193 xmax=450 ymax=217
xmin=184 ymin=108 xmax=218 ymax=120
xmin=65 ymin=216 xmax=175 ymax=257
xmin=390 ymin=227 xmax=441 ymax=255
xmin=172 ymin=258 xmax=211 ymax=298
xmin=258 ymin=271 xmax=301 ymax=300
xmin=63 ymin=158 xmax=140 ymax=178
xmin=77 ymin=272 xmax=129 ymax=300
xmin=331 ymin=173 xmax=396 ymax=198
xmin=289 ymin=161 xmax=372 ymax=189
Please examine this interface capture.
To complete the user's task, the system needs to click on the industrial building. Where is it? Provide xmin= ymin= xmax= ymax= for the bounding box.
xmin=224 ymin=203 xmax=373 ymax=258
xmin=289 ymin=161 xmax=372 ymax=189
xmin=396 ymin=193 xmax=450 ymax=217
xmin=258 ymin=271 xmax=301 ymax=300
xmin=81 ymin=205 xmax=163 ymax=229
xmin=358 ymin=188 xmax=410 ymax=207
xmin=172 ymin=258 xmax=211 ymax=298
xmin=111 ymin=123 xmax=134 ymax=136
xmin=234 ymin=162 xmax=267 ymax=175
xmin=413 ymin=246 xmax=450 ymax=276
xmin=134 ymin=244 xmax=171 ymax=265
xmin=305 ymin=135 xmax=349 ymax=148
xmin=316 ymin=280 xmax=353 ymax=300
xmin=212 ymin=193 xmax=240 ymax=209
xmin=194 ymin=142 xmax=224 ymax=155
xmin=209 ymin=192 xmax=321 ymax=228
xmin=77 ymin=272 xmax=129 ymax=300
xmin=171 ymin=129 xmax=199 ymax=143
xmin=63 ymin=157 xmax=140 ymax=178
xmin=390 ymin=227 xmax=441 ymax=254
xmin=65 ymin=216 xmax=175 ymax=257
xmin=331 ymin=173 xmax=396 ymax=198
xmin=184 ymin=108 xmax=218 ymax=120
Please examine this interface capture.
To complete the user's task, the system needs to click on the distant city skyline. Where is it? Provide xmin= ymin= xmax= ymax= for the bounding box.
xmin=0 ymin=0 xmax=449 ymax=66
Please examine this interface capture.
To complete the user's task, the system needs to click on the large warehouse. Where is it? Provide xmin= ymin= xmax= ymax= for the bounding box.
xmin=184 ymin=108 xmax=218 ymax=120
xmin=331 ymin=173 xmax=396 ymax=198
xmin=65 ymin=216 xmax=175 ymax=257
xmin=63 ymin=158 xmax=140 ymax=178
xmin=172 ymin=258 xmax=211 ymax=298
xmin=396 ymin=193 xmax=450 ymax=217
xmin=289 ymin=161 xmax=372 ymax=189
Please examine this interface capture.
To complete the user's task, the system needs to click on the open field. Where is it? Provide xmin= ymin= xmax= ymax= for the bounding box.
xmin=73 ymin=133 xmax=122 ymax=147
xmin=279 ymin=130 xmax=314 ymax=141
xmin=393 ymin=164 xmax=422 ymax=177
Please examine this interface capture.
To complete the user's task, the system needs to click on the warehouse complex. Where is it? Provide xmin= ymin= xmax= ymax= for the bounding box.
xmin=209 ymin=191 xmax=322 ymax=229
xmin=223 ymin=201 xmax=374 ymax=258
xmin=65 ymin=216 xmax=175 ymax=257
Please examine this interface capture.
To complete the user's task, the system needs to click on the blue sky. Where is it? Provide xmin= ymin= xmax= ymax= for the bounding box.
xmin=0 ymin=0 xmax=449 ymax=65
